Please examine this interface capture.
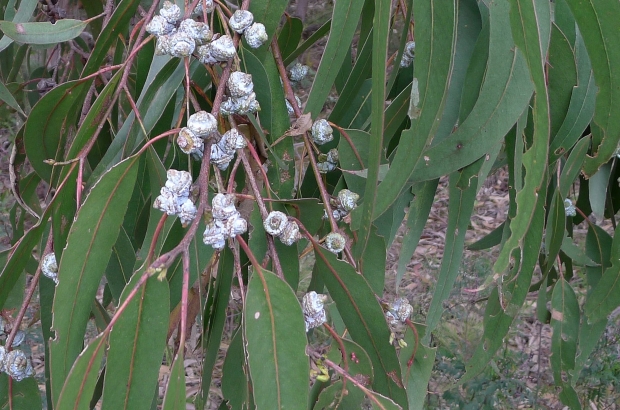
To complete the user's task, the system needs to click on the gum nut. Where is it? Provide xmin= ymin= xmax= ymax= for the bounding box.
xmin=225 ymin=213 xmax=248 ymax=237
xmin=311 ymin=119 xmax=334 ymax=145
xmin=211 ymin=193 xmax=238 ymax=220
xmin=303 ymin=291 xmax=327 ymax=315
xmin=155 ymin=34 xmax=173 ymax=56
xmin=188 ymin=111 xmax=217 ymax=137
xmin=203 ymin=220 xmax=226 ymax=249
xmin=220 ymin=97 xmax=240 ymax=115
xmin=399 ymin=55 xmax=413 ymax=68
xmin=196 ymin=44 xmax=218 ymax=64
xmin=338 ymin=189 xmax=359 ymax=213
xmin=389 ymin=297 xmax=413 ymax=322
xmin=324 ymin=232 xmax=346 ymax=254
xmin=5 ymin=350 xmax=34 ymax=381
xmin=160 ymin=1 xmax=181 ymax=24
xmin=11 ymin=330 xmax=25 ymax=347
xmin=210 ymin=144 xmax=235 ymax=170
xmin=236 ymin=92 xmax=260 ymax=114
xmin=154 ymin=189 xmax=180 ymax=215
xmin=146 ymin=15 xmax=175 ymax=36
xmin=229 ymin=10 xmax=254 ymax=34
xmin=404 ymin=41 xmax=416 ymax=59
xmin=220 ymin=128 xmax=246 ymax=152
xmin=169 ymin=31 xmax=196 ymax=58
xmin=285 ymin=99 xmax=294 ymax=115
xmin=279 ymin=221 xmax=300 ymax=246
xmin=317 ymin=161 xmax=336 ymax=174
xmin=179 ymin=19 xmax=212 ymax=44
xmin=194 ymin=0 xmax=215 ymax=14
xmin=210 ymin=35 xmax=236 ymax=61
xmin=0 ymin=346 xmax=5 ymax=373
xmin=227 ymin=71 xmax=254 ymax=98
xmin=288 ymin=63 xmax=309 ymax=82
xmin=245 ymin=22 xmax=268 ymax=48
xmin=263 ymin=211 xmax=288 ymax=236
xmin=165 ymin=169 xmax=193 ymax=195
xmin=42 ymin=252 xmax=58 ymax=279
xmin=178 ymin=127 xmax=199 ymax=155
xmin=326 ymin=148 xmax=339 ymax=164
xmin=0 ymin=316 xmax=4 ymax=335
xmin=178 ymin=198 xmax=197 ymax=225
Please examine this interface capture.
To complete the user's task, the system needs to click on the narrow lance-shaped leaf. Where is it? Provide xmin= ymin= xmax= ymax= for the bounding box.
xmin=0 ymin=0 xmax=38 ymax=52
xmin=162 ymin=351 xmax=186 ymax=410
xmin=315 ymin=248 xmax=408 ymax=407
xmin=244 ymin=269 xmax=309 ymax=410
xmin=49 ymin=156 xmax=139 ymax=405
xmin=0 ymin=19 xmax=87 ymax=44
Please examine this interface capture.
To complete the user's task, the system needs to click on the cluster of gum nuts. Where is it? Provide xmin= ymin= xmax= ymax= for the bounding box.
xmin=146 ymin=1 xmax=267 ymax=61
xmin=0 ymin=317 xmax=34 ymax=382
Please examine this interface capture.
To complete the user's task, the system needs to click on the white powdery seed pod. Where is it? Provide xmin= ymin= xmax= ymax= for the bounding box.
xmin=196 ymin=44 xmax=218 ymax=64
xmin=194 ymin=0 xmax=215 ymax=14
xmin=220 ymin=128 xmax=246 ymax=152
xmin=210 ymin=144 xmax=234 ymax=170
xmin=279 ymin=221 xmax=300 ymax=246
xmin=236 ymin=92 xmax=260 ymax=114
xmin=404 ymin=41 xmax=416 ymax=59
xmin=229 ymin=10 xmax=254 ymax=34
xmin=224 ymin=213 xmax=248 ymax=237
xmin=177 ymin=127 xmax=204 ymax=156
xmin=188 ymin=111 xmax=218 ymax=137
xmin=317 ymin=161 xmax=336 ymax=174
xmin=5 ymin=350 xmax=34 ymax=382
xmin=11 ymin=330 xmax=26 ymax=347
xmin=288 ymin=63 xmax=309 ymax=82
xmin=263 ymin=211 xmax=288 ymax=236
xmin=155 ymin=34 xmax=173 ymax=56
xmin=400 ymin=55 xmax=413 ymax=68
xmin=220 ymin=98 xmax=240 ymax=115
xmin=160 ymin=1 xmax=181 ymax=24
xmin=203 ymin=220 xmax=226 ymax=250
xmin=564 ymin=198 xmax=576 ymax=217
xmin=211 ymin=193 xmax=238 ymax=220
xmin=324 ymin=232 xmax=346 ymax=254
xmin=244 ymin=23 xmax=268 ymax=48
xmin=228 ymin=71 xmax=254 ymax=98
xmin=325 ymin=148 xmax=339 ymax=165
xmin=169 ymin=31 xmax=196 ymax=58
xmin=164 ymin=169 xmax=193 ymax=197
xmin=178 ymin=198 xmax=197 ymax=226
xmin=385 ymin=297 xmax=413 ymax=327
xmin=0 ymin=316 xmax=4 ymax=335
xmin=303 ymin=292 xmax=328 ymax=331
xmin=146 ymin=15 xmax=175 ymax=36
xmin=179 ymin=19 xmax=211 ymax=44
xmin=337 ymin=189 xmax=359 ymax=213
xmin=285 ymin=96 xmax=302 ymax=115
xmin=210 ymin=35 xmax=236 ymax=61
xmin=41 ymin=252 xmax=59 ymax=284
xmin=311 ymin=119 xmax=334 ymax=145
xmin=154 ymin=189 xmax=180 ymax=215
xmin=0 ymin=346 xmax=6 ymax=373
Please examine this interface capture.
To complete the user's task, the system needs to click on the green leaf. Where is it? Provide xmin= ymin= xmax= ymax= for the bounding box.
xmin=398 ymin=326 xmax=435 ymax=410
xmin=544 ymin=191 xmax=566 ymax=274
xmin=547 ymin=24 xmax=577 ymax=142
xmin=315 ymin=248 xmax=408 ymax=407
xmin=304 ymin=0 xmax=365 ymax=118
xmin=162 ymin=351 xmax=186 ymax=410
xmin=467 ymin=222 xmax=505 ymax=251
xmin=560 ymin=236 xmax=597 ymax=267
xmin=283 ymin=19 xmax=331 ymax=67
xmin=565 ymin=0 xmax=620 ymax=177
xmin=24 ymin=79 xmax=90 ymax=183
xmin=313 ymin=380 xmax=365 ymax=410
xmin=0 ymin=80 xmax=24 ymax=115
xmin=550 ymin=279 xmax=581 ymax=410
xmin=49 ymin=156 xmax=139 ymax=405
xmin=56 ymin=333 xmax=107 ymax=410
xmin=584 ymin=223 xmax=620 ymax=323
xmin=221 ymin=330 xmax=251 ymax=410
xmin=0 ymin=373 xmax=42 ymax=410
xmin=395 ymin=180 xmax=438 ymax=290
xmin=248 ymin=0 xmax=287 ymax=40
xmin=559 ymin=137 xmax=590 ymax=198
xmin=0 ymin=0 xmax=37 ymax=52
xmin=245 ymin=269 xmax=309 ymax=410
xmin=355 ymin=0 xmax=401 ymax=258
xmin=101 ymin=275 xmax=169 ymax=410
xmin=277 ymin=16 xmax=303 ymax=61
xmin=424 ymin=170 xmax=479 ymax=340
xmin=0 ymin=19 xmax=86 ymax=44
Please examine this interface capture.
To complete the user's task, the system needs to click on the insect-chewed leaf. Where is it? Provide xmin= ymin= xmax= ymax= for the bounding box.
xmin=245 ymin=269 xmax=309 ymax=410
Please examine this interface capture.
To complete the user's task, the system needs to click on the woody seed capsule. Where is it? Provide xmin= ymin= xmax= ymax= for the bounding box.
xmin=263 ymin=211 xmax=288 ymax=236
xmin=324 ymin=232 xmax=346 ymax=254
xmin=160 ymin=1 xmax=181 ymax=24
xmin=229 ymin=10 xmax=254 ymax=34
xmin=311 ymin=119 xmax=333 ymax=145
xmin=210 ymin=35 xmax=236 ymax=61
xmin=244 ymin=23 xmax=268 ymax=48
xmin=228 ymin=71 xmax=254 ymax=98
